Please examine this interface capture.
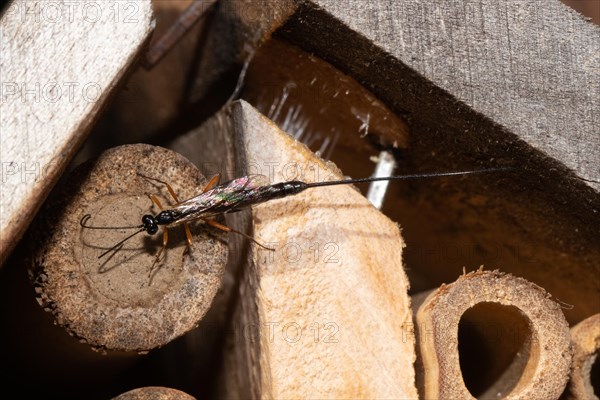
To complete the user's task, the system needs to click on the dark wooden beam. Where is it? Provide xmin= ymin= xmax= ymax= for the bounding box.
xmin=282 ymin=0 xmax=599 ymax=190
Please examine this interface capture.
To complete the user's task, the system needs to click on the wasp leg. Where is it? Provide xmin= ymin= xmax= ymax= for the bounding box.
xmin=139 ymin=172 xmax=220 ymax=201
xmin=149 ymin=194 xmax=164 ymax=210
xmin=203 ymin=218 xmax=274 ymax=251
xmin=149 ymin=227 xmax=169 ymax=279
xmin=139 ymin=173 xmax=181 ymax=203
xmin=141 ymin=172 xmax=221 ymax=249
xmin=181 ymin=174 xmax=220 ymax=247
xmin=203 ymin=174 xmax=221 ymax=192
xmin=141 ymin=174 xmax=196 ymax=246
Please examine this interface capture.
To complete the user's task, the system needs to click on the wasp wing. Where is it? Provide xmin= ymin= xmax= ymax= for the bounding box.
xmin=168 ymin=175 xmax=272 ymax=225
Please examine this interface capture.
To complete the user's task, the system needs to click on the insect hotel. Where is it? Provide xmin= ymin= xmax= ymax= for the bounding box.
xmin=1 ymin=0 xmax=598 ymax=399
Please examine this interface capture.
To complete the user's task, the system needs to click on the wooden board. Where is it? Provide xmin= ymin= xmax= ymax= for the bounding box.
xmin=281 ymin=0 xmax=600 ymax=190
xmin=0 ymin=0 xmax=154 ymax=266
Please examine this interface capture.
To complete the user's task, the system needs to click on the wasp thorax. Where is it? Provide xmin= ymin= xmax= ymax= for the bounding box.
xmin=156 ymin=210 xmax=181 ymax=225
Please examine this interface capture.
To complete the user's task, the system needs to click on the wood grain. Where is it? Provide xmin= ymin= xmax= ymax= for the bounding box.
xmin=282 ymin=0 xmax=600 ymax=189
xmin=219 ymin=101 xmax=417 ymax=398
xmin=0 ymin=0 xmax=154 ymax=266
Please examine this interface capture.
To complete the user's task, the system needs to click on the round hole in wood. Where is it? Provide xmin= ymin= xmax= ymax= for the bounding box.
xmin=458 ymin=302 xmax=536 ymax=398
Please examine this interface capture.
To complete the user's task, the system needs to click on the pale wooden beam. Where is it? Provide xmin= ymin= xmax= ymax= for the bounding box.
xmin=218 ymin=100 xmax=417 ymax=398
xmin=0 ymin=0 xmax=154 ymax=266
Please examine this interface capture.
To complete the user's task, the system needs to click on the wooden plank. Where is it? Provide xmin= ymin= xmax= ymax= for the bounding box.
xmin=0 ymin=0 xmax=154 ymax=266
xmin=219 ymin=101 xmax=417 ymax=398
xmin=282 ymin=0 xmax=600 ymax=189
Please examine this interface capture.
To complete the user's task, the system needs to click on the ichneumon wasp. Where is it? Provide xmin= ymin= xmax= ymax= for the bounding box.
xmin=80 ymin=167 xmax=511 ymax=276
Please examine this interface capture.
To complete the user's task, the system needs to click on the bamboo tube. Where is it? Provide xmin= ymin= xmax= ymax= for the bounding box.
xmin=28 ymin=144 xmax=227 ymax=352
xmin=568 ymin=313 xmax=600 ymax=400
xmin=415 ymin=269 xmax=572 ymax=399
xmin=242 ymin=37 xmax=409 ymax=154
xmin=113 ymin=386 xmax=196 ymax=400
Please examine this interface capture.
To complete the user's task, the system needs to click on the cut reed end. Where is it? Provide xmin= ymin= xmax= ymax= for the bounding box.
xmin=112 ymin=386 xmax=196 ymax=400
xmin=415 ymin=269 xmax=572 ymax=399
xmin=29 ymin=144 xmax=227 ymax=352
xmin=568 ymin=313 xmax=600 ymax=400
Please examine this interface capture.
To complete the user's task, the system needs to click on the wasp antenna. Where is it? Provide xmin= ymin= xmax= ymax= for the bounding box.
xmin=98 ymin=243 xmax=125 ymax=268
xmin=98 ymin=228 xmax=146 ymax=259
xmin=80 ymin=214 xmax=92 ymax=227
xmin=80 ymin=214 xmax=144 ymax=230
